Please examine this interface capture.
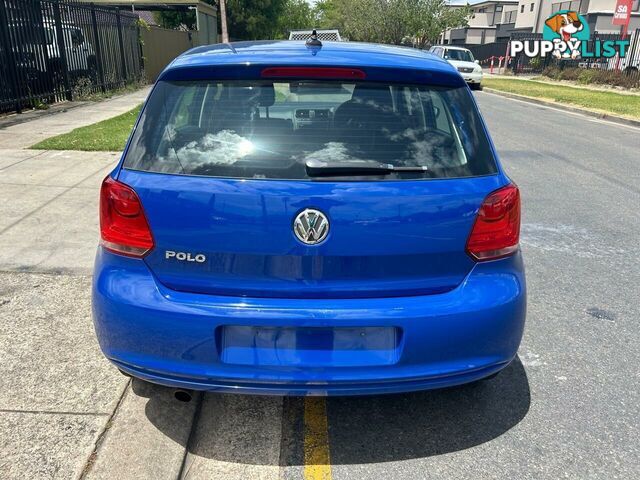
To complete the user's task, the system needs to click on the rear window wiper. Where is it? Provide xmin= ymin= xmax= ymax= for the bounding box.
xmin=305 ymin=159 xmax=429 ymax=177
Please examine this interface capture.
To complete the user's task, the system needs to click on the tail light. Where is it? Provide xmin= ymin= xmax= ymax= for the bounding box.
xmin=466 ymin=184 xmax=521 ymax=261
xmin=100 ymin=176 xmax=154 ymax=257
xmin=261 ymin=67 xmax=366 ymax=79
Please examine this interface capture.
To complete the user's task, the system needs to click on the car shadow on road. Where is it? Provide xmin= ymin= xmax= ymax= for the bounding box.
xmin=139 ymin=357 xmax=530 ymax=466
xmin=324 ymin=357 xmax=530 ymax=464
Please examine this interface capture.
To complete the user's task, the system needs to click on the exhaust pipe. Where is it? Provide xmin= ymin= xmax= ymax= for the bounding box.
xmin=174 ymin=389 xmax=193 ymax=402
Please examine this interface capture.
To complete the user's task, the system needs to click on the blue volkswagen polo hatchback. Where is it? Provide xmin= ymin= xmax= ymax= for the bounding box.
xmin=92 ymin=39 xmax=526 ymax=396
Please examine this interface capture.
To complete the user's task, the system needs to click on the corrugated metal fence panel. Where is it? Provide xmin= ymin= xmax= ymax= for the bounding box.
xmin=0 ymin=0 xmax=144 ymax=114
xmin=142 ymin=26 xmax=195 ymax=82
xmin=197 ymin=10 xmax=218 ymax=46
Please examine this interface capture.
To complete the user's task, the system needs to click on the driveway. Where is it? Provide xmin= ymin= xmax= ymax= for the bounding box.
xmin=1 ymin=89 xmax=638 ymax=479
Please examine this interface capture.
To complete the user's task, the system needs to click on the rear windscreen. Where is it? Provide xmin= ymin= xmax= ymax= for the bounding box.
xmin=123 ymin=80 xmax=497 ymax=180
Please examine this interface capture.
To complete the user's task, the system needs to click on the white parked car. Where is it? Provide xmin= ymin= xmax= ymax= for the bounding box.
xmin=10 ymin=19 xmax=96 ymax=83
xmin=429 ymin=46 xmax=483 ymax=90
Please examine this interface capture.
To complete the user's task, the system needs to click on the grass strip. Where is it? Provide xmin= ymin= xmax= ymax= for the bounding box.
xmin=31 ymin=105 xmax=142 ymax=151
xmin=483 ymin=77 xmax=640 ymax=120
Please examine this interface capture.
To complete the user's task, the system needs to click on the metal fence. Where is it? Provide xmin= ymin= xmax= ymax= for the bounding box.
xmin=142 ymin=26 xmax=198 ymax=82
xmin=508 ymin=30 xmax=640 ymax=87
xmin=0 ymin=0 xmax=144 ymax=114
xmin=460 ymin=41 xmax=509 ymax=63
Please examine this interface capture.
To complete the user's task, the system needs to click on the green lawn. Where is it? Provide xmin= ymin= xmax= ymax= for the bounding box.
xmin=483 ymin=78 xmax=640 ymax=120
xmin=31 ymin=105 xmax=142 ymax=151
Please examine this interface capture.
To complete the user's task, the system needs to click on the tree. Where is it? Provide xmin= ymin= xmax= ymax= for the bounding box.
xmin=276 ymin=0 xmax=316 ymax=38
xmin=154 ymin=1 xmax=217 ymax=30
xmin=154 ymin=10 xmax=196 ymax=30
xmin=315 ymin=0 xmax=347 ymax=32
xmin=225 ymin=0 xmax=288 ymax=40
xmin=153 ymin=0 xmax=290 ymax=41
xmin=316 ymin=0 xmax=471 ymax=46
xmin=411 ymin=1 xmax=473 ymax=48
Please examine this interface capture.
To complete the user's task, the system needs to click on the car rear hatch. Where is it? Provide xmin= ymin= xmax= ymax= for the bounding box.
xmin=118 ymin=170 xmax=502 ymax=298
xmin=115 ymin=71 xmax=504 ymax=299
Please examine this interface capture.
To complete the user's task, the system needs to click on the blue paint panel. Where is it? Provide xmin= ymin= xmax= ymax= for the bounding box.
xmin=118 ymin=169 xmax=505 ymax=299
xmin=92 ymin=249 xmax=526 ymax=395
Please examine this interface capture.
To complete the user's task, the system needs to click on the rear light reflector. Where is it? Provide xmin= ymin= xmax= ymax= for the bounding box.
xmin=100 ymin=176 xmax=154 ymax=257
xmin=466 ymin=184 xmax=521 ymax=261
xmin=261 ymin=67 xmax=366 ymax=79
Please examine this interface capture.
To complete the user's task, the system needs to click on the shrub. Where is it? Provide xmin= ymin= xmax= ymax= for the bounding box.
xmin=589 ymin=69 xmax=640 ymax=88
xmin=541 ymin=66 xmax=639 ymax=89
xmin=542 ymin=66 xmax=561 ymax=79
xmin=72 ymin=77 xmax=94 ymax=100
xmin=577 ymin=69 xmax=597 ymax=85
xmin=529 ymin=57 xmax=542 ymax=69
xmin=558 ymin=68 xmax=581 ymax=81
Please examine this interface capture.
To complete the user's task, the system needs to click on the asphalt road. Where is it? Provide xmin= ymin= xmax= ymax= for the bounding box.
xmin=1 ymin=90 xmax=639 ymax=480
xmin=311 ymin=92 xmax=640 ymax=479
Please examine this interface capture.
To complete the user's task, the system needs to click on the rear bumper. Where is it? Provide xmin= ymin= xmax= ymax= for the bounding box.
xmin=92 ymin=249 xmax=526 ymax=396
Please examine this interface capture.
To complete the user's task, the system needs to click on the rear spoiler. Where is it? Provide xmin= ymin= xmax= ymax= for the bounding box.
xmin=158 ymin=64 xmax=466 ymax=88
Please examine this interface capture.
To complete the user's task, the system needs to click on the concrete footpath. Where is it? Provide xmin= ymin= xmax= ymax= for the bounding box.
xmin=0 ymin=88 xmax=284 ymax=480
xmin=0 ymin=91 xmax=144 ymax=479
xmin=0 ymin=89 xmax=150 ymax=149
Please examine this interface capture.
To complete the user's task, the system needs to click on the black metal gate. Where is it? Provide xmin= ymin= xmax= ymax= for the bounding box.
xmin=0 ymin=0 xmax=144 ymax=114
xmin=460 ymin=42 xmax=509 ymax=63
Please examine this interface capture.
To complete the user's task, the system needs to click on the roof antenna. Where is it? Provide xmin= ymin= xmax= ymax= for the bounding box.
xmin=306 ymin=29 xmax=322 ymax=47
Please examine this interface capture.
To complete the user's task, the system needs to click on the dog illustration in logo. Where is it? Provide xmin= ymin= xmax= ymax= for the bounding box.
xmin=545 ymin=11 xmax=584 ymax=58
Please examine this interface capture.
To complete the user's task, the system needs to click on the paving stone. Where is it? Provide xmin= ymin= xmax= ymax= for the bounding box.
xmin=84 ymin=379 xmax=198 ymax=480
xmin=180 ymin=393 xmax=282 ymax=480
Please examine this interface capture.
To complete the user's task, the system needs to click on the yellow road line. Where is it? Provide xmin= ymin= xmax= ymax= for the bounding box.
xmin=303 ymin=397 xmax=332 ymax=480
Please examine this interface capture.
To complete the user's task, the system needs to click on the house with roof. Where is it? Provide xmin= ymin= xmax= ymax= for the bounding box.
xmin=441 ymin=0 xmax=639 ymax=45
xmin=443 ymin=0 xmax=519 ymax=44
xmin=513 ymin=0 xmax=640 ymax=34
